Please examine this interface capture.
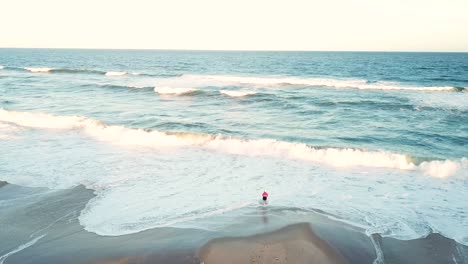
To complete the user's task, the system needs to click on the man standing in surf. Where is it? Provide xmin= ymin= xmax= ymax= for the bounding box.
xmin=262 ymin=191 xmax=268 ymax=205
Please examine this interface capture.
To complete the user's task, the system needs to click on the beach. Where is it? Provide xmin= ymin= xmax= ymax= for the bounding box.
xmin=199 ymin=223 xmax=348 ymax=264
xmin=1 ymin=181 xmax=467 ymax=263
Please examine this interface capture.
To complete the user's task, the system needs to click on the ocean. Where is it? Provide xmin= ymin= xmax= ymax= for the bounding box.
xmin=0 ymin=49 xmax=467 ymax=262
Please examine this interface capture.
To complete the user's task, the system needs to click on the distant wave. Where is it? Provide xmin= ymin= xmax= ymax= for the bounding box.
xmin=179 ymin=74 xmax=465 ymax=92
xmin=24 ymin=67 xmax=53 ymax=73
xmin=1 ymin=109 xmax=466 ymax=178
xmin=154 ymin=87 xmax=198 ymax=95
xmin=24 ymin=67 xmax=105 ymax=75
xmin=105 ymin=71 xmax=128 ymax=76
xmin=105 ymin=71 xmax=143 ymax=76
xmin=0 ymin=66 xmax=4 ymax=70
xmin=20 ymin=67 xmax=145 ymax=76
xmin=96 ymin=84 xmax=152 ymax=90
xmin=51 ymin=68 xmax=105 ymax=75
xmin=220 ymin=90 xmax=257 ymax=97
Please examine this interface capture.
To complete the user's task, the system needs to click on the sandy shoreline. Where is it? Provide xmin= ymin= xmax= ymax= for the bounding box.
xmin=199 ymin=223 xmax=347 ymax=264
xmin=0 ymin=183 xmax=467 ymax=264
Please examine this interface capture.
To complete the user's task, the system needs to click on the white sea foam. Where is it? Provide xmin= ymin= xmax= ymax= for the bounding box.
xmin=24 ymin=67 xmax=52 ymax=73
xmin=409 ymin=92 xmax=468 ymax=111
xmin=419 ymin=158 xmax=468 ymax=178
xmin=0 ymin=66 xmax=4 ymax=70
xmin=105 ymin=71 xmax=128 ymax=76
xmin=154 ymin=86 xmax=197 ymax=95
xmin=0 ymin=235 xmax=46 ymax=264
xmin=178 ymin=74 xmax=460 ymax=92
xmin=80 ymin=194 xmax=252 ymax=235
xmin=0 ymin=109 xmax=465 ymax=178
xmin=0 ymin=110 xmax=100 ymax=129
xmin=0 ymin=122 xmax=16 ymax=130
xmin=2 ymin=109 xmax=466 ymax=244
xmin=220 ymin=90 xmax=257 ymax=97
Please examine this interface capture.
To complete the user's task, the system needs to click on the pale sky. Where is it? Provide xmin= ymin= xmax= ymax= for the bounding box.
xmin=1 ymin=0 xmax=467 ymax=51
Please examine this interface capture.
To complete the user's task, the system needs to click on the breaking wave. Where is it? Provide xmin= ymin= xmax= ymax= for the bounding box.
xmin=18 ymin=67 xmax=147 ymax=76
xmin=0 ymin=109 xmax=466 ymax=178
xmin=154 ymin=87 xmax=198 ymax=95
xmin=179 ymin=74 xmax=465 ymax=92
xmin=23 ymin=67 xmax=105 ymax=75
xmin=11 ymin=68 xmax=467 ymax=92
xmin=51 ymin=68 xmax=105 ymax=75
xmin=24 ymin=67 xmax=53 ymax=73
xmin=105 ymin=71 xmax=128 ymax=76
xmin=96 ymin=84 xmax=152 ymax=90
xmin=220 ymin=90 xmax=258 ymax=97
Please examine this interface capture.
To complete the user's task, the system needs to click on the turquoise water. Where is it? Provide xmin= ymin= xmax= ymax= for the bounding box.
xmin=0 ymin=49 xmax=467 ymax=244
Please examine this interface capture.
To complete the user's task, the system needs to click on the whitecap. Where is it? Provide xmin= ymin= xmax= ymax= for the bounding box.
xmin=154 ymin=86 xmax=197 ymax=95
xmin=24 ymin=67 xmax=52 ymax=73
xmin=105 ymin=71 xmax=128 ymax=76
xmin=178 ymin=74 xmax=460 ymax=92
xmin=220 ymin=90 xmax=257 ymax=97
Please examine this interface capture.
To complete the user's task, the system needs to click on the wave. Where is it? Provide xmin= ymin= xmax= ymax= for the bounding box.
xmin=0 ymin=66 xmax=4 ymax=70
xmin=419 ymin=159 xmax=468 ymax=178
xmin=95 ymin=84 xmax=152 ymax=90
xmin=51 ymin=68 xmax=105 ymax=75
xmin=154 ymin=87 xmax=198 ymax=95
xmin=24 ymin=67 xmax=53 ymax=73
xmin=105 ymin=71 xmax=128 ymax=76
xmin=1 ymin=109 xmax=466 ymax=178
xmin=179 ymin=74 xmax=465 ymax=92
xmin=220 ymin=90 xmax=257 ymax=97
xmin=21 ymin=67 xmax=138 ymax=76
xmin=8 ymin=66 xmax=154 ymax=77
xmin=105 ymin=71 xmax=145 ymax=76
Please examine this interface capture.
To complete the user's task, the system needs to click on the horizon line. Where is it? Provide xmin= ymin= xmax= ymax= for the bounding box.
xmin=1 ymin=47 xmax=467 ymax=53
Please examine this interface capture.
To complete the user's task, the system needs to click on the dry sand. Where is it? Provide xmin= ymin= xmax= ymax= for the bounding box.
xmin=199 ymin=223 xmax=348 ymax=264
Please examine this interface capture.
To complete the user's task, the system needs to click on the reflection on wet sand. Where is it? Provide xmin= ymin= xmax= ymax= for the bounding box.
xmin=199 ymin=223 xmax=348 ymax=264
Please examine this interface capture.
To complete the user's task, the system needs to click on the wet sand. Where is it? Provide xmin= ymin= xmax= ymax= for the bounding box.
xmin=0 ymin=183 xmax=467 ymax=264
xmin=199 ymin=223 xmax=347 ymax=264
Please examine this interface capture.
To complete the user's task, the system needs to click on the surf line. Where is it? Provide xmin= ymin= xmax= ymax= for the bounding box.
xmin=0 ymin=234 xmax=46 ymax=264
